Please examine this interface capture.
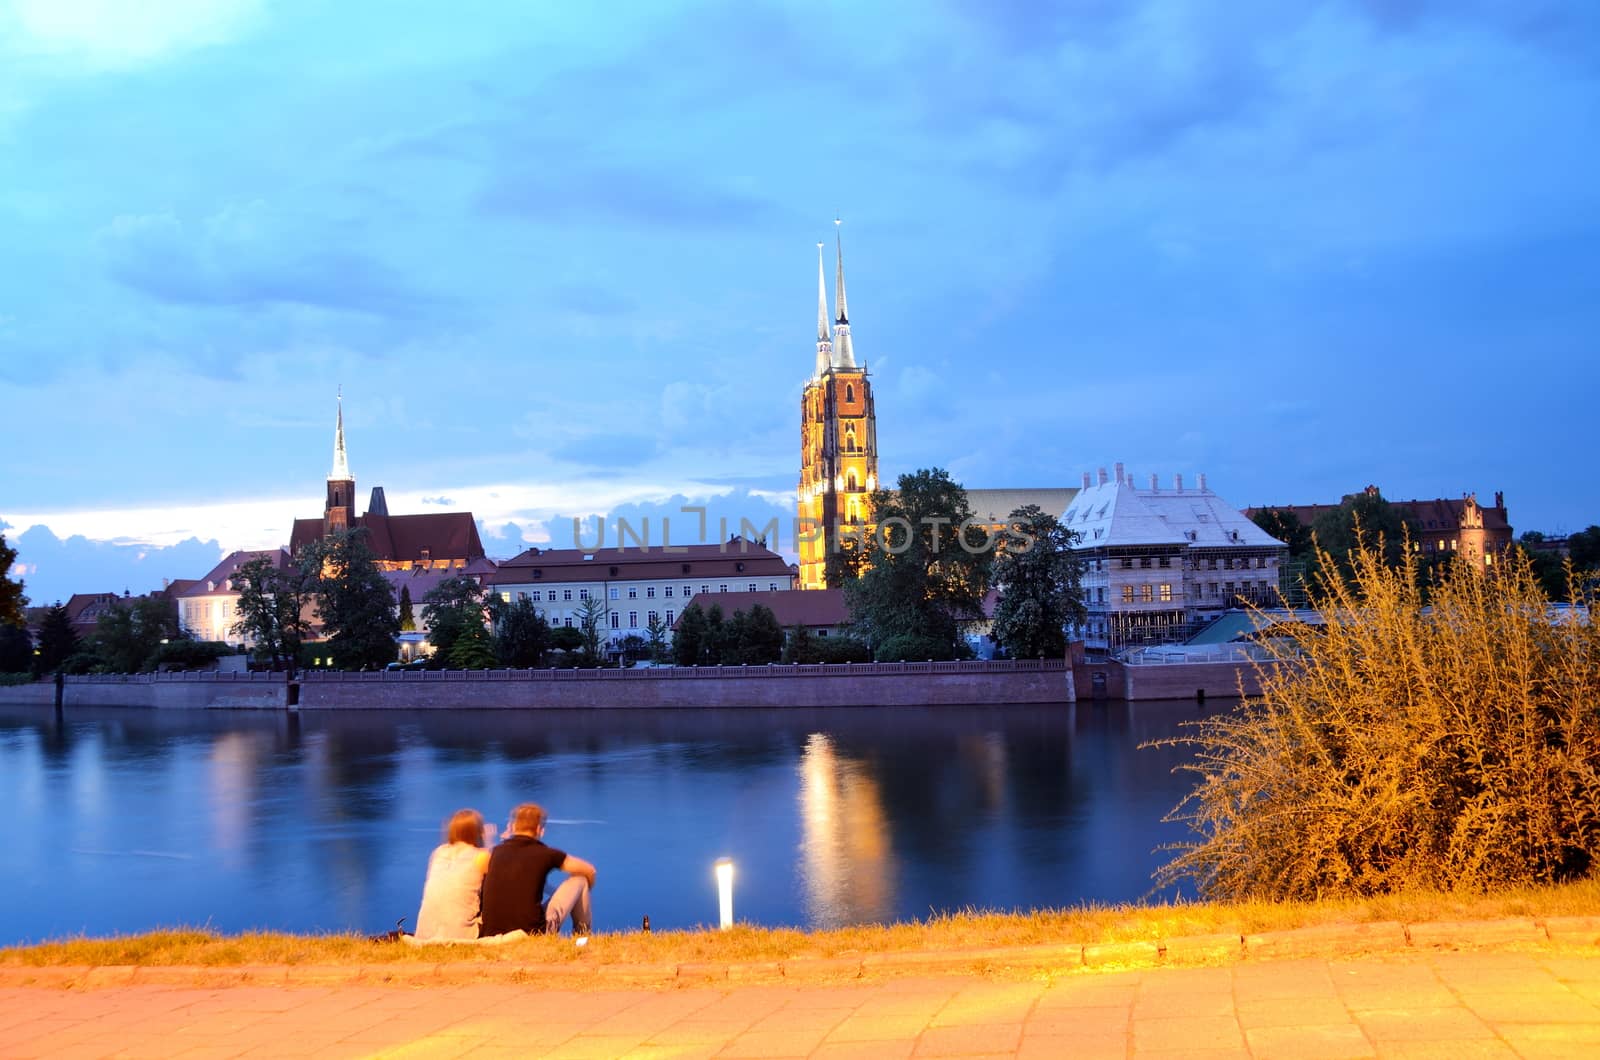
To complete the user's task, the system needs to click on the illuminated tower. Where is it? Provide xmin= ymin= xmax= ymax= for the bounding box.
xmin=324 ymin=390 xmax=355 ymax=537
xmin=799 ymin=222 xmax=879 ymax=590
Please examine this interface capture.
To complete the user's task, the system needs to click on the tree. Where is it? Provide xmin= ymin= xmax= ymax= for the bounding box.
xmin=548 ymin=624 xmax=585 ymax=660
xmin=644 ymin=613 xmax=669 ymax=663
xmin=1249 ymin=508 xmax=1312 ymax=558
xmin=309 ymin=530 xmax=398 ymax=670
xmin=421 ymin=575 xmax=487 ymax=666
xmin=0 ymin=623 xmax=31 ymax=673
xmin=493 ymin=596 xmax=549 ymax=668
xmin=34 ymin=603 xmax=79 ymax=674
xmin=447 ymin=620 xmax=498 ymax=669
xmin=617 ymin=633 xmax=648 ymax=666
xmin=843 ymin=468 xmax=992 ymax=660
xmin=230 ymin=555 xmax=315 ymax=670
xmin=1569 ymin=526 xmax=1600 ymax=574
xmin=673 ymin=603 xmax=707 ymax=666
xmin=92 ymin=596 xmax=183 ymax=673
xmin=991 ymin=504 xmax=1086 ymax=661
xmin=397 ymin=585 xmax=416 ymax=633
xmin=780 ymin=622 xmax=812 ymax=664
xmin=574 ymin=595 xmax=610 ymax=666
xmin=1310 ymin=487 xmax=1419 ymax=588
xmin=1516 ymin=532 xmax=1567 ymax=601
xmin=702 ymin=603 xmax=727 ymax=664
xmin=735 ymin=604 xmax=784 ymax=664
xmin=0 ymin=534 xmax=27 ymax=627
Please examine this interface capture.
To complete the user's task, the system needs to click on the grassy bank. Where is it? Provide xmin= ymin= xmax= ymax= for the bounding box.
xmin=5 ymin=879 xmax=1598 ymax=969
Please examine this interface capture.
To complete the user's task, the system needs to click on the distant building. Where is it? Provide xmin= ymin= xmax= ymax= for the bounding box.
xmin=288 ymin=395 xmax=485 ymax=570
xmin=1068 ymin=465 xmax=1287 ymax=653
xmin=679 ymin=587 xmax=850 ymax=639
xmin=1245 ymin=487 xmax=1513 ymax=569
xmin=385 ymin=558 xmax=499 ymax=661
xmin=491 ymin=538 xmax=795 ymax=648
xmin=175 ymin=549 xmax=293 ymax=644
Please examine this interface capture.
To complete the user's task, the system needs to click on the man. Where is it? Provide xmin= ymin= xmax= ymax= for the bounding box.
xmin=479 ymin=802 xmax=595 ymax=938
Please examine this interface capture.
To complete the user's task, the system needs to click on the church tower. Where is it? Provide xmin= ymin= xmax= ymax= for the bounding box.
xmin=324 ymin=391 xmax=356 ymax=537
xmin=799 ymin=222 xmax=879 ymax=590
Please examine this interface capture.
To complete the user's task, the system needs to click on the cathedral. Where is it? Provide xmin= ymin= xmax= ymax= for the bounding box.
xmin=798 ymin=224 xmax=879 ymax=590
xmin=289 ymin=396 xmax=486 ymax=570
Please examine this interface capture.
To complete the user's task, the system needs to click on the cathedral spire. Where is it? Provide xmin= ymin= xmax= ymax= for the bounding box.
xmin=814 ymin=241 xmax=833 ymax=378
xmin=832 ymin=218 xmax=856 ymax=369
xmin=330 ymin=389 xmax=351 ymax=482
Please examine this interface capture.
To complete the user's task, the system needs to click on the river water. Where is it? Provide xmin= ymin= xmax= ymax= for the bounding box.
xmin=0 ymin=701 xmax=1218 ymax=944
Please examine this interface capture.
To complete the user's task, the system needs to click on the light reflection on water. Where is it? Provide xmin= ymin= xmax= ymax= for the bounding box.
xmin=0 ymin=701 xmax=1218 ymax=944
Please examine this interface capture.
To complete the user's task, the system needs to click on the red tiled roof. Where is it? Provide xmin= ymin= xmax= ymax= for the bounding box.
xmin=289 ymin=512 xmax=485 ymax=562
xmin=676 ymin=588 xmax=847 ymax=629
xmin=176 ymin=549 xmax=293 ymax=599
xmin=493 ymin=539 xmax=793 ymax=587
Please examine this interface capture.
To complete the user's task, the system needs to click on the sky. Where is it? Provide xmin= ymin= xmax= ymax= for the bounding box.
xmin=2 ymin=0 xmax=1597 ymax=605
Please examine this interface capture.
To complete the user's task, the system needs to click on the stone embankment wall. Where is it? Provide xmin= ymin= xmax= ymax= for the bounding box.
xmin=0 ymin=660 xmax=1074 ymax=710
xmin=1118 ymin=659 xmax=1277 ymax=701
xmin=299 ymin=659 xmax=1073 ymax=709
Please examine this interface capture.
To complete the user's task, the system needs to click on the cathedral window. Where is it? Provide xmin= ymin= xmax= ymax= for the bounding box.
xmin=845 ymin=384 xmax=854 ymax=402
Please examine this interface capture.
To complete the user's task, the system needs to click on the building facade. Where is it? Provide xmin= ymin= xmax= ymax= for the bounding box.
xmin=1068 ymin=466 xmax=1287 ymax=654
xmin=175 ymin=549 xmax=293 ymax=645
xmin=1245 ymin=487 xmax=1513 ymax=569
xmin=490 ymin=539 xmax=795 ymax=649
xmin=799 ymin=228 xmax=879 ymax=589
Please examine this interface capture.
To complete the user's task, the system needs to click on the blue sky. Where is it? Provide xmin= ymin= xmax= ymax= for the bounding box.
xmin=2 ymin=0 xmax=1597 ymax=605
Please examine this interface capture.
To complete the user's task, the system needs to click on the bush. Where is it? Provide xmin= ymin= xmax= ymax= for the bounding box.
xmin=874 ymin=633 xmax=955 ymax=662
xmin=1156 ymin=545 xmax=1600 ymax=900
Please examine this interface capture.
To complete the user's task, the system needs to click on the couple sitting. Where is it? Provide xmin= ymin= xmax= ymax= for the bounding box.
xmin=414 ymin=802 xmax=596 ymax=942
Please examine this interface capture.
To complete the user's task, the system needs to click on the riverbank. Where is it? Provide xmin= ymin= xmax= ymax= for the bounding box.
xmin=6 ymin=880 xmax=1598 ymax=982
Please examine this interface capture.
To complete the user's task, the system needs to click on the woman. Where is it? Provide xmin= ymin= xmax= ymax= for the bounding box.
xmin=414 ymin=809 xmax=496 ymax=941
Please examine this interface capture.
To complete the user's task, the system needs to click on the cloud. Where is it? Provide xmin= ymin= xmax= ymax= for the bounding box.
xmin=98 ymin=204 xmax=440 ymax=319
xmin=550 ymin=433 xmax=661 ymax=470
xmin=10 ymin=525 xmax=227 ymax=605
xmin=3 ymin=0 xmax=262 ymax=70
xmin=481 ymin=165 xmax=782 ymax=230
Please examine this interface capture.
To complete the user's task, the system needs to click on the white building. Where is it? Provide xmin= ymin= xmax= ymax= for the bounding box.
xmin=175 ymin=549 xmax=293 ymax=645
xmin=489 ymin=539 xmax=796 ymax=650
xmin=1065 ymin=465 xmax=1286 ymax=653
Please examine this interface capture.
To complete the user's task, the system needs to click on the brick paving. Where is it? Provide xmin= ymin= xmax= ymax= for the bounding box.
xmin=2 ymin=948 xmax=1599 ymax=1058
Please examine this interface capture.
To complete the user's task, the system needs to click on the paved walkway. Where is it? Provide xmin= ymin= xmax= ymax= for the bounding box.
xmin=3 ymin=949 xmax=1599 ymax=1059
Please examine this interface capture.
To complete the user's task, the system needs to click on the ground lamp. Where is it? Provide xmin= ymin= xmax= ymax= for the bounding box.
xmin=714 ymin=857 xmax=734 ymax=929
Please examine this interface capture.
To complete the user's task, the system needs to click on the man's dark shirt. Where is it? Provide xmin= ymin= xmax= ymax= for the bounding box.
xmin=478 ymin=835 xmax=567 ymax=937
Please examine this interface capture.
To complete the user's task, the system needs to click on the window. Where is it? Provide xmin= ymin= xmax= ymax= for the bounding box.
xmin=1140 ymin=584 xmax=1153 ymax=602
xmin=684 ymin=585 xmax=693 ymax=598
xmin=608 ymin=587 xmax=619 ymax=600
xmin=1159 ymin=583 xmax=1172 ymax=602
xmin=517 ymin=592 xmax=528 ymax=602
xmin=1121 ymin=585 xmax=1134 ymax=603
xmin=646 ymin=586 xmax=656 ymax=598
xmin=1158 ymin=556 xmax=1170 ymax=568
xmin=564 ymin=617 xmax=573 ymax=628
xmin=547 ymin=590 xmax=556 ymax=601
xmin=664 ymin=586 xmax=673 ymax=598
xmin=665 ymin=610 xmax=674 ymax=626
xmin=648 ymin=610 xmax=659 ymax=625
xmin=700 ymin=584 xmax=709 ymax=595
xmin=579 ymin=588 xmax=589 ymax=600
xmin=1208 ymin=582 xmax=1218 ymax=597
xmin=1225 ymin=581 xmax=1235 ymax=595
xmin=1097 ymin=587 xmax=1106 ymax=603
xmin=768 ymin=582 xmax=777 ymax=591
xmin=1120 ymin=557 xmax=1133 ymax=570
xmin=816 ymin=628 xmax=828 ymax=637
xmin=628 ymin=611 xmax=638 ymax=628
xmin=719 ymin=584 xmax=728 ymax=593
xmin=1256 ymin=557 xmax=1267 ymax=569
xmin=1140 ymin=557 xmax=1152 ymax=569
xmin=563 ymin=589 xmax=572 ymax=601
xmin=747 ymin=583 xmax=756 ymax=592
xmin=845 ymin=383 xmax=854 ymax=402
xmin=1208 ymin=558 xmax=1218 ymax=570
xmin=610 ymin=613 xmax=619 ymax=629
xmin=628 ymin=587 xmax=637 ymax=599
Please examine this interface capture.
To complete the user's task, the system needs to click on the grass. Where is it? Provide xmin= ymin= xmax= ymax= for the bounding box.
xmin=5 ymin=878 xmax=1597 ymax=969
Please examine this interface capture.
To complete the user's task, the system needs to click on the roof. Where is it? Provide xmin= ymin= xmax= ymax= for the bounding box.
xmin=383 ymin=558 xmax=498 ymax=600
xmin=1187 ymin=609 xmax=1325 ymax=645
xmin=493 ymin=538 xmax=794 ymax=587
xmin=289 ymin=511 xmax=485 ymax=562
xmin=964 ymin=488 xmax=1080 ymax=525
xmin=1245 ymin=491 xmax=1511 ymax=534
xmin=675 ymin=588 xmax=848 ymax=630
xmin=176 ymin=549 xmax=292 ymax=598
xmin=1065 ymin=477 xmax=1284 ymax=551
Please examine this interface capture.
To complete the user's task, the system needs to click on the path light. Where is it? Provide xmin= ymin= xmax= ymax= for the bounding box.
xmin=714 ymin=857 xmax=734 ymax=930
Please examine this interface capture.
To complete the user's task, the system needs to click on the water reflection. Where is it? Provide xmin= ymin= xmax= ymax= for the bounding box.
xmin=0 ymin=701 xmax=1216 ymax=944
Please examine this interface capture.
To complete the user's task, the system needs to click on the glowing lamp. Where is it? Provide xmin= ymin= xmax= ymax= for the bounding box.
xmin=714 ymin=857 xmax=734 ymax=930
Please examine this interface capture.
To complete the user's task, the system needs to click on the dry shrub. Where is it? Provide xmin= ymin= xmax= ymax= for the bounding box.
xmin=1157 ymin=545 xmax=1600 ymax=900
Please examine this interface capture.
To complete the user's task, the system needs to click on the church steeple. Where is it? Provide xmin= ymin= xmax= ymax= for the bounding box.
xmin=330 ymin=389 xmax=351 ymax=482
xmin=324 ymin=390 xmax=355 ymax=536
xmin=814 ymin=241 xmax=833 ymax=378
xmin=832 ymin=218 xmax=856 ymax=369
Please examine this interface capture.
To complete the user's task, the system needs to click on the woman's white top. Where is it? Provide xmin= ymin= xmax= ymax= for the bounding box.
xmin=414 ymin=842 xmax=486 ymax=940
